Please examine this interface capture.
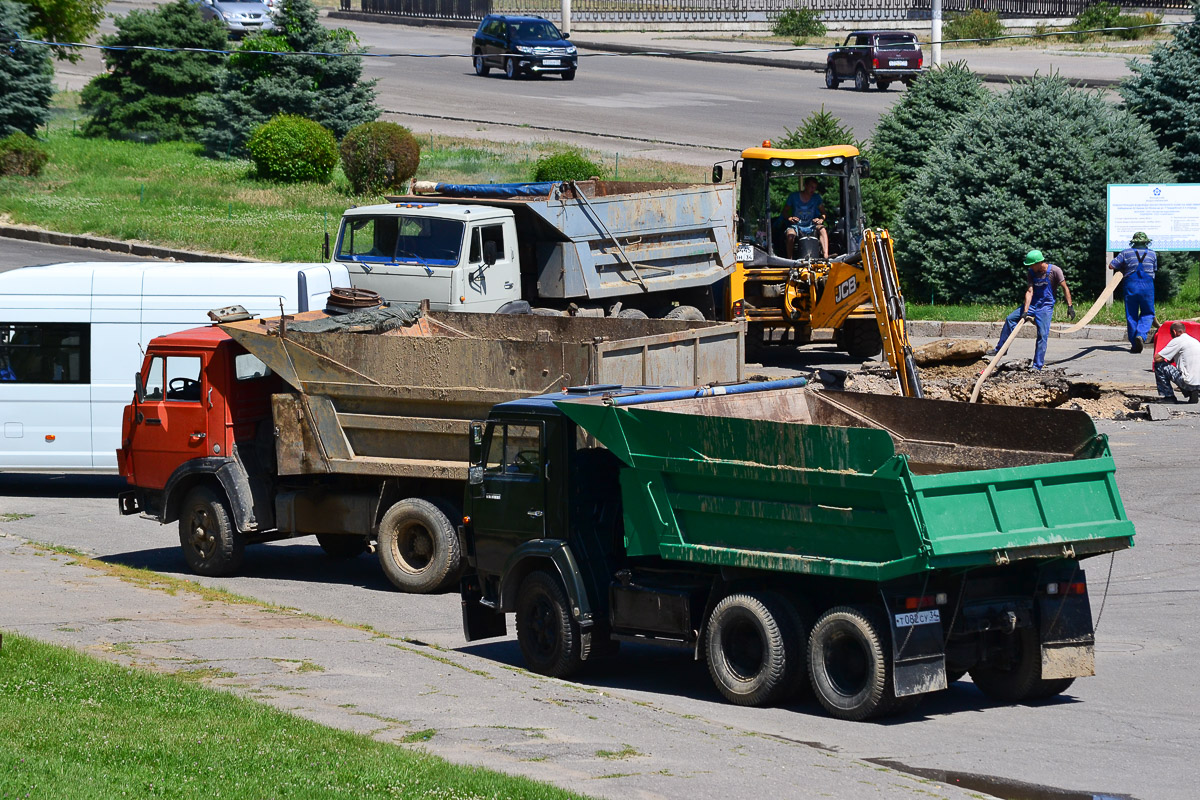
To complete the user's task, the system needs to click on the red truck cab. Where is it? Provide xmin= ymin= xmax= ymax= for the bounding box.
xmin=117 ymin=326 xmax=280 ymax=571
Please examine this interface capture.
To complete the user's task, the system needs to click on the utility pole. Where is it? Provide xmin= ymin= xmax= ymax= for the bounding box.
xmin=931 ymin=0 xmax=942 ymax=66
xmin=562 ymin=0 xmax=571 ymax=35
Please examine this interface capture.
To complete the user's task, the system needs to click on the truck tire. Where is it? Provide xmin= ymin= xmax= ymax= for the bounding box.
xmin=969 ymin=627 xmax=1076 ymax=703
xmin=376 ymin=499 xmax=460 ymax=594
xmin=839 ymin=318 xmax=883 ymax=360
xmin=808 ymin=605 xmax=895 ymax=721
xmin=617 ymin=308 xmax=648 ymax=319
xmin=825 ymin=65 xmax=839 ymax=89
xmin=515 ymin=570 xmax=583 ymax=678
xmin=876 ymin=80 xmax=891 ymax=91
xmin=704 ymin=592 xmax=800 ymax=707
xmin=316 ymin=534 xmax=366 ymax=559
xmin=664 ymin=305 xmax=706 ymax=322
xmin=178 ymin=485 xmax=244 ymax=577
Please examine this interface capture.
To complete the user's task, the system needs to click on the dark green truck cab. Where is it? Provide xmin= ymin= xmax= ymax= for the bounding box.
xmin=460 ymin=381 xmax=1134 ymax=720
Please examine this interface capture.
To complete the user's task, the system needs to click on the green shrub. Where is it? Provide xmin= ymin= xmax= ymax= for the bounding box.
xmin=773 ymin=8 xmax=826 ymax=41
xmin=942 ymin=10 xmax=1005 ymax=45
xmin=894 ymin=74 xmax=1179 ymax=304
xmin=1121 ymin=2 xmax=1200 ymax=182
xmin=0 ymin=131 xmax=49 ymax=176
xmin=532 ymin=150 xmax=603 ymax=181
xmin=340 ymin=121 xmax=421 ymax=195
xmin=196 ymin=0 xmax=378 ymax=157
xmin=1113 ymin=11 xmax=1162 ymax=39
xmin=0 ymin=1 xmax=54 ymax=137
xmin=1071 ymin=2 xmax=1120 ymax=35
xmin=245 ymin=114 xmax=338 ymax=184
xmin=80 ymin=0 xmax=227 ymax=142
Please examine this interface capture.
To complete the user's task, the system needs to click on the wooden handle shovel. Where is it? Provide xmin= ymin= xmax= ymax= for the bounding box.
xmin=1059 ymin=271 xmax=1124 ymax=335
xmin=969 ymin=317 xmax=1027 ymax=403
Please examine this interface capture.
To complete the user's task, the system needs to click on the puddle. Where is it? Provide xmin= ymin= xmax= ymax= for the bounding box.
xmin=866 ymin=758 xmax=1138 ymax=800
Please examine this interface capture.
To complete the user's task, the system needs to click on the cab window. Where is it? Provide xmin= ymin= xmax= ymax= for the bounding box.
xmin=469 ymin=224 xmax=505 ymax=264
xmin=484 ymin=423 xmax=542 ymax=478
xmin=143 ymin=356 xmax=202 ymax=402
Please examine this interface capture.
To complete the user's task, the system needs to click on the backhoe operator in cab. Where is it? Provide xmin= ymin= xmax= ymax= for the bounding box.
xmin=783 ymin=177 xmax=829 ymax=260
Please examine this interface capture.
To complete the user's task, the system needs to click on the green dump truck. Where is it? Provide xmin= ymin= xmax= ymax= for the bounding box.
xmin=459 ymin=381 xmax=1134 ymax=720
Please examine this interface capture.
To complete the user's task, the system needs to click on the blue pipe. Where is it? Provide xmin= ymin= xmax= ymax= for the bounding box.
xmin=605 ymin=377 xmax=808 ymax=407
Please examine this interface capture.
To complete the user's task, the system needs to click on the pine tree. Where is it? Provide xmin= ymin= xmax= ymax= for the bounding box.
xmin=196 ymin=0 xmax=378 ymax=157
xmin=894 ymin=74 xmax=1178 ymax=303
xmin=80 ymin=0 xmax=227 ymax=141
xmin=1119 ymin=2 xmax=1200 ymax=181
xmin=0 ymin=0 xmax=53 ymax=138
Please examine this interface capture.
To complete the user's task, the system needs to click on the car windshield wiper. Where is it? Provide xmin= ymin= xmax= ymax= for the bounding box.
xmin=395 ymin=249 xmax=435 ymax=276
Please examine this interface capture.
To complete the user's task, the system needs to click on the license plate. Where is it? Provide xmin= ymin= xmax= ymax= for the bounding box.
xmin=894 ymin=609 xmax=940 ymax=627
xmin=889 ymin=59 xmax=908 ymax=66
xmin=735 ymin=244 xmax=754 ymax=262
xmin=543 ymin=58 xmax=561 ymax=66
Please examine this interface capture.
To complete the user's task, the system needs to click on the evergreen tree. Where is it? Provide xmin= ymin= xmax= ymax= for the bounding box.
xmin=0 ymin=0 xmax=53 ymax=137
xmin=80 ymin=0 xmax=227 ymax=141
xmin=196 ymin=0 xmax=378 ymax=156
xmin=1119 ymin=2 xmax=1200 ymax=181
xmin=894 ymin=74 xmax=1178 ymax=304
xmin=12 ymin=0 xmax=104 ymax=62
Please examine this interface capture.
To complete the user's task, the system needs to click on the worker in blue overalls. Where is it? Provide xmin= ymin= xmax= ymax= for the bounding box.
xmin=991 ymin=249 xmax=1075 ymax=371
xmin=1109 ymin=231 xmax=1158 ymax=353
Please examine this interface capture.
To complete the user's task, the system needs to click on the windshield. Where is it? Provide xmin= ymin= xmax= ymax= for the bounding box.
xmin=336 ymin=215 xmax=464 ymax=266
xmin=877 ymin=34 xmax=918 ymax=50
xmin=737 ymin=159 xmax=863 ymax=258
xmin=511 ymin=21 xmax=563 ymax=41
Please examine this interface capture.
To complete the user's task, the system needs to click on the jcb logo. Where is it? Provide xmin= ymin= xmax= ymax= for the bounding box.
xmin=835 ymin=276 xmax=857 ymax=303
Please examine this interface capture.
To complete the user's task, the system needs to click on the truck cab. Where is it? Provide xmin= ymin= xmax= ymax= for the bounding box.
xmin=334 ymin=202 xmax=524 ymax=313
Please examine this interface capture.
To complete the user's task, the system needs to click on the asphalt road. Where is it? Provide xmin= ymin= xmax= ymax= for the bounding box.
xmin=0 ymin=323 xmax=1196 ymax=798
xmin=54 ymin=2 xmax=903 ymax=166
xmin=0 ymin=238 xmax=162 ymax=273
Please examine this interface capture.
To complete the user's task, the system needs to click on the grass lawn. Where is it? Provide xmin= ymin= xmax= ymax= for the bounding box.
xmin=0 ymin=632 xmax=589 ymax=800
xmin=0 ymin=96 xmax=701 ymax=262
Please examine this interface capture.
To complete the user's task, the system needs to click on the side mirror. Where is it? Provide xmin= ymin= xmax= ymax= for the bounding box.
xmin=322 ymin=231 xmax=330 ymax=261
xmin=711 ymin=164 xmax=723 ymax=184
xmin=482 ymin=240 xmax=498 ymax=267
xmin=858 ymin=158 xmax=871 ymax=179
xmin=562 ymin=32 xmax=570 ymax=39
xmin=468 ymin=421 xmax=485 ymax=485
xmin=134 ymin=371 xmax=146 ymax=403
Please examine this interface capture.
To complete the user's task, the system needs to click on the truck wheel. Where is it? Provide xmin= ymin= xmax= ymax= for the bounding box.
xmin=854 ymin=65 xmax=870 ymax=92
xmin=178 ymin=485 xmax=243 ymax=577
xmin=316 ymin=534 xmax=366 ymax=559
xmin=825 ymin=65 xmax=839 ymax=89
xmin=376 ymin=499 xmax=461 ymax=593
xmin=617 ymin=308 xmax=648 ymax=319
xmin=664 ymin=304 xmax=706 ymax=321
xmin=876 ymin=80 xmax=891 ymax=91
xmin=808 ymin=605 xmax=895 ymax=721
xmin=969 ymin=627 xmax=1076 ymax=703
xmin=515 ymin=570 xmax=583 ymax=678
xmin=839 ymin=318 xmax=883 ymax=360
xmin=704 ymin=592 xmax=800 ymax=707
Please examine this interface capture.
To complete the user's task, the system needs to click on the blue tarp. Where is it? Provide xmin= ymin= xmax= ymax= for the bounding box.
xmin=431 ymin=182 xmax=559 ymax=198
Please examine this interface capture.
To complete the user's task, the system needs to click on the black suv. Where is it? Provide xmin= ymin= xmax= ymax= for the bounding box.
xmin=826 ymin=30 xmax=923 ymax=91
xmin=472 ymin=15 xmax=578 ymax=80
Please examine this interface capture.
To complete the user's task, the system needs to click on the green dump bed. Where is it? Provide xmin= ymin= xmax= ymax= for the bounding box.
xmin=557 ymin=387 xmax=1134 ymax=581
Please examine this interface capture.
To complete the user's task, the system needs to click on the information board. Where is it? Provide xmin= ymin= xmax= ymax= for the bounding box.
xmin=1107 ymin=184 xmax=1200 ymax=252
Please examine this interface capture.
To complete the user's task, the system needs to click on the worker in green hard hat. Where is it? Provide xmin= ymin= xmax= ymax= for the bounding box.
xmin=1109 ymin=231 xmax=1158 ymax=353
xmin=990 ymin=249 xmax=1074 ymax=370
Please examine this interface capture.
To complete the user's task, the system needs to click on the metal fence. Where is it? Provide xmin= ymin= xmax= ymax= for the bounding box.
xmin=345 ymin=0 xmax=1192 ymax=23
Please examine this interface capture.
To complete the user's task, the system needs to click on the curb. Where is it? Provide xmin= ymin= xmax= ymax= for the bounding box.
xmin=326 ymin=11 xmax=1122 ymax=89
xmin=0 ymin=225 xmax=256 ymax=263
xmin=908 ymin=319 xmax=1126 ymax=342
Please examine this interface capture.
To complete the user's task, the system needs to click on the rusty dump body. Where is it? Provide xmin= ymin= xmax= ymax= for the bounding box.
xmin=221 ymin=308 xmax=744 ymax=480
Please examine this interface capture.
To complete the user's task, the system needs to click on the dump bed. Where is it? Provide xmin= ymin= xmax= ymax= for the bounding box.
xmin=557 ymin=386 xmax=1134 ymax=581
xmin=222 ymin=308 xmax=743 ymax=480
xmin=399 ymin=180 xmax=735 ymax=300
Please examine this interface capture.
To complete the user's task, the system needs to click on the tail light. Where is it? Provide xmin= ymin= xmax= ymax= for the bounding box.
xmin=903 ymin=593 xmax=947 ymax=610
xmin=872 ymin=57 xmax=879 ymax=69
xmin=1046 ymin=581 xmax=1086 ymax=595
xmin=917 ymin=55 xmax=923 ymax=68
xmin=731 ymin=299 xmax=745 ymax=319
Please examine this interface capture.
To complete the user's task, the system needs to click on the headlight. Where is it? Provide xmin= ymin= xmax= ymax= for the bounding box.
xmin=516 ymin=45 xmax=534 ymax=54
xmin=567 ymin=46 xmax=577 ymax=54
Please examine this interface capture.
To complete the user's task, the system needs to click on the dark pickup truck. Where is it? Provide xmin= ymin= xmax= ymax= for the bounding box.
xmin=826 ymin=30 xmax=923 ymax=91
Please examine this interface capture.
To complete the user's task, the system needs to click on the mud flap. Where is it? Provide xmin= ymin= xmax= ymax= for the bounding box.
xmin=884 ymin=597 xmax=948 ymax=697
xmin=1038 ymin=585 xmax=1095 ymax=680
xmin=461 ymin=573 xmax=507 ymax=642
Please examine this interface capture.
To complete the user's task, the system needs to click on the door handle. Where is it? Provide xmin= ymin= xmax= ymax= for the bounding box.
xmin=189 ymin=432 xmax=207 ymax=442
xmin=145 ymin=418 xmax=162 ymax=426
xmin=527 ymin=510 xmax=543 ymax=518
